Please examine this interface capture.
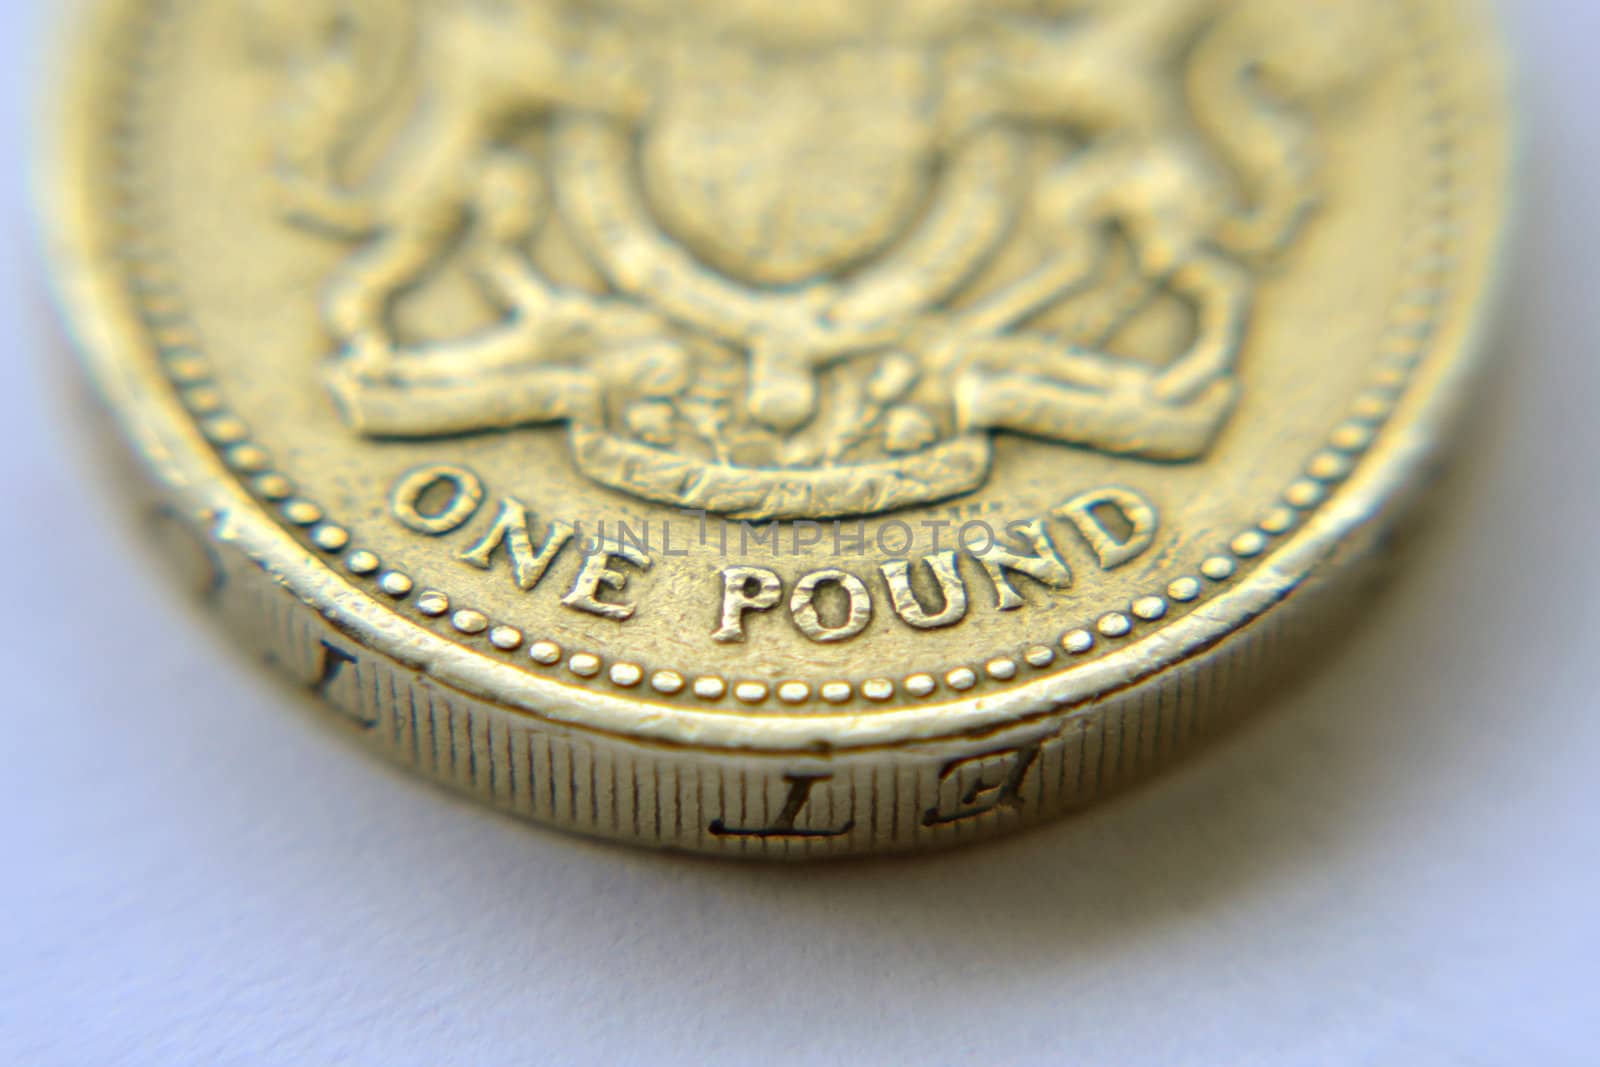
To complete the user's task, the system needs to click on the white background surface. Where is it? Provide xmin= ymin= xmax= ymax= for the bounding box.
xmin=3 ymin=3 xmax=1598 ymax=1065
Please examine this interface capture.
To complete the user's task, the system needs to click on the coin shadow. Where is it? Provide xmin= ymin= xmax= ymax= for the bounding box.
xmin=594 ymin=279 xmax=1531 ymax=974
xmin=30 ymin=244 xmax=1532 ymax=981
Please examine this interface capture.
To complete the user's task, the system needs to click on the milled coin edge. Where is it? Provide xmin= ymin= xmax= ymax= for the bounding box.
xmin=40 ymin=0 xmax=1514 ymax=756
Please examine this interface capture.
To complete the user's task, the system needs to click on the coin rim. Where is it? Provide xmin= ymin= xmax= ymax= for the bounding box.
xmin=40 ymin=0 xmax=1514 ymax=755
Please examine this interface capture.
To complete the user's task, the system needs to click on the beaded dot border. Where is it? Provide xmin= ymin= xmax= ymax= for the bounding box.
xmin=108 ymin=0 xmax=1462 ymax=709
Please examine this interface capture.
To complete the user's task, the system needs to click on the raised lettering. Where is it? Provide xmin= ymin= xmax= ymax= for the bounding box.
xmin=458 ymin=497 xmax=575 ymax=591
xmin=563 ymin=543 xmax=652 ymax=621
xmin=1058 ymin=487 xmax=1158 ymax=570
xmin=969 ymin=518 xmax=1073 ymax=610
xmin=881 ymin=550 xmax=969 ymax=630
xmin=390 ymin=464 xmax=485 ymax=536
xmin=713 ymin=566 xmax=783 ymax=643
xmin=790 ymin=569 xmax=873 ymax=643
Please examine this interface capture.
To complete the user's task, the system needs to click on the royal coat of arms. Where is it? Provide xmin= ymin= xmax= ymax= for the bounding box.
xmin=254 ymin=0 xmax=1375 ymax=519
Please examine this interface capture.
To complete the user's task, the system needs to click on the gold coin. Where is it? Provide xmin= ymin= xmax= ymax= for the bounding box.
xmin=46 ymin=0 xmax=1510 ymax=856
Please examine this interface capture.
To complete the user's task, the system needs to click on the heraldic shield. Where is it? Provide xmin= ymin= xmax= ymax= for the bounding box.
xmin=254 ymin=0 xmax=1379 ymax=520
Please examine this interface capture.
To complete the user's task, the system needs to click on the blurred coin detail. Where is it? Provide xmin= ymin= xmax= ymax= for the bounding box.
xmin=50 ymin=0 xmax=1509 ymax=855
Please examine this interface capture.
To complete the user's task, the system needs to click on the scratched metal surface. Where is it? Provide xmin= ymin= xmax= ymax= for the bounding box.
xmin=3 ymin=1 xmax=1598 ymax=1063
